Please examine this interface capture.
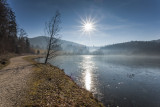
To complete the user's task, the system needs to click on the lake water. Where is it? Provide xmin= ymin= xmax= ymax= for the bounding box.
xmin=38 ymin=55 xmax=160 ymax=107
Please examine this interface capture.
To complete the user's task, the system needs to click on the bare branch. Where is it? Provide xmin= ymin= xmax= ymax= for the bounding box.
xmin=44 ymin=11 xmax=61 ymax=64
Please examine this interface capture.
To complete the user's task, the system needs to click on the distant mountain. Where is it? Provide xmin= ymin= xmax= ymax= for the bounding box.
xmin=152 ymin=39 xmax=160 ymax=43
xmin=29 ymin=36 xmax=160 ymax=55
xmin=95 ymin=40 xmax=160 ymax=55
xmin=29 ymin=36 xmax=89 ymax=54
xmin=29 ymin=36 xmax=47 ymax=49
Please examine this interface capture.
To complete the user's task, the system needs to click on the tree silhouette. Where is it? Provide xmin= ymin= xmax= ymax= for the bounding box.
xmin=44 ymin=11 xmax=61 ymax=64
xmin=0 ymin=0 xmax=31 ymax=54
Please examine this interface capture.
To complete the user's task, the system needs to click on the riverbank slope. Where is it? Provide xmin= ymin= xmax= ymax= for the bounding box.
xmin=24 ymin=56 xmax=104 ymax=106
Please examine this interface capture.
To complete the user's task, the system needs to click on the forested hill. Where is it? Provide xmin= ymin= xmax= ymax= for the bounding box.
xmin=30 ymin=37 xmax=160 ymax=55
xmin=29 ymin=36 xmax=89 ymax=54
xmin=96 ymin=40 xmax=160 ymax=55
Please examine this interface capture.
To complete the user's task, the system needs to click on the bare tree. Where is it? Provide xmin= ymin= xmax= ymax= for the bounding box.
xmin=44 ymin=11 xmax=61 ymax=64
xmin=17 ymin=28 xmax=27 ymax=53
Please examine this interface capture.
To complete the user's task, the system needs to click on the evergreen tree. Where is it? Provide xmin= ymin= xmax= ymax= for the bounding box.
xmin=0 ymin=0 xmax=32 ymax=54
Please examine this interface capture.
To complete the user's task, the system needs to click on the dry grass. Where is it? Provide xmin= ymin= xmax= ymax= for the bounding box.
xmin=0 ymin=53 xmax=17 ymax=70
xmin=24 ymin=56 xmax=104 ymax=107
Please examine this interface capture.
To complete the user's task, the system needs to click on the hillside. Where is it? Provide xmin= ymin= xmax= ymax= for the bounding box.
xmin=95 ymin=40 xmax=160 ymax=55
xmin=152 ymin=39 xmax=160 ymax=43
xmin=29 ymin=36 xmax=89 ymax=54
xmin=29 ymin=36 xmax=160 ymax=55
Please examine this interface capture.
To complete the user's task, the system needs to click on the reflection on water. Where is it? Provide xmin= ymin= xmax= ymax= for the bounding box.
xmin=79 ymin=56 xmax=101 ymax=99
xmin=38 ymin=55 xmax=160 ymax=107
xmin=81 ymin=56 xmax=93 ymax=91
xmin=85 ymin=71 xmax=91 ymax=90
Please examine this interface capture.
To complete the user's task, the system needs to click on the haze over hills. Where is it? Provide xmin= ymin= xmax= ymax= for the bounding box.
xmin=29 ymin=36 xmax=160 ymax=55
xmin=95 ymin=40 xmax=160 ymax=55
xmin=29 ymin=36 xmax=89 ymax=54
xmin=152 ymin=39 xmax=160 ymax=43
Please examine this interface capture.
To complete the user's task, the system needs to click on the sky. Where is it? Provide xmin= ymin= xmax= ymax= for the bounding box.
xmin=8 ymin=0 xmax=160 ymax=46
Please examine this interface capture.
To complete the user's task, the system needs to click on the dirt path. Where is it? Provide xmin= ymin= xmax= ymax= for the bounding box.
xmin=0 ymin=56 xmax=33 ymax=107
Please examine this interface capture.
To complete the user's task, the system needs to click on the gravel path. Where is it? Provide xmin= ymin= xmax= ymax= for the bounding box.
xmin=0 ymin=56 xmax=33 ymax=107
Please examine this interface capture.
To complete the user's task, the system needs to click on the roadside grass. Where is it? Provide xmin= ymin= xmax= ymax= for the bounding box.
xmin=0 ymin=53 xmax=17 ymax=70
xmin=24 ymin=56 xmax=104 ymax=107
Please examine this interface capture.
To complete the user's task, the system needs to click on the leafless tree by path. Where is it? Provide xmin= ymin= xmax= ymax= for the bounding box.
xmin=44 ymin=11 xmax=61 ymax=64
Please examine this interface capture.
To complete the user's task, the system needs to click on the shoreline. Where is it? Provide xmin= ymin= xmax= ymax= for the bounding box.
xmin=23 ymin=56 xmax=104 ymax=106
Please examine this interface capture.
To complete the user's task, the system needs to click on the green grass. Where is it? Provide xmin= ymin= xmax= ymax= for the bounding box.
xmin=23 ymin=56 xmax=104 ymax=107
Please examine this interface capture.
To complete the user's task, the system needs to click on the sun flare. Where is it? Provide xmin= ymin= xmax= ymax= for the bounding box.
xmin=80 ymin=17 xmax=96 ymax=34
xmin=84 ymin=23 xmax=93 ymax=32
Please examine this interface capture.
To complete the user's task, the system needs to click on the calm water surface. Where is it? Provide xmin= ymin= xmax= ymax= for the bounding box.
xmin=38 ymin=55 xmax=160 ymax=107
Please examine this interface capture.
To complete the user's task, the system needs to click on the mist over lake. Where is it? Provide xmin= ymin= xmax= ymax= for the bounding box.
xmin=1 ymin=0 xmax=160 ymax=106
xmin=37 ymin=55 xmax=160 ymax=107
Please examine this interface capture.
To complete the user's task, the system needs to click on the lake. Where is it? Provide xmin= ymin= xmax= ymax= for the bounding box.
xmin=38 ymin=55 xmax=160 ymax=107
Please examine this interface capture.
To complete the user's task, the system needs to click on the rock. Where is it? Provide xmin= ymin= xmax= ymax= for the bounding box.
xmin=1 ymin=61 xmax=6 ymax=65
xmin=48 ymin=78 xmax=52 ymax=81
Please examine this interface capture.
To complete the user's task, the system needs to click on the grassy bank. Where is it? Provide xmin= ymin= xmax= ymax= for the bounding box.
xmin=0 ymin=53 xmax=17 ymax=70
xmin=24 ymin=56 xmax=104 ymax=107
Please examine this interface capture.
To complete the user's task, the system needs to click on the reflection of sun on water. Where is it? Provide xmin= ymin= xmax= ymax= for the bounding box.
xmin=85 ymin=71 xmax=91 ymax=90
xmin=82 ymin=56 xmax=94 ymax=91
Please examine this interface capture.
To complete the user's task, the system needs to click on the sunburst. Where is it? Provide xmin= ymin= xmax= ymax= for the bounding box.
xmin=80 ymin=16 xmax=96 ymax=34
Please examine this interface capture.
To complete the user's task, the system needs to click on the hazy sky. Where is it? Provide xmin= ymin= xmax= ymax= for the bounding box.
xmin=8 ymin=0 xmax=160 ymax=46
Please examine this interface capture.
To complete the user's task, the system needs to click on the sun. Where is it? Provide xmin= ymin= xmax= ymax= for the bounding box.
xmin=80 ymin=17 xmax=96 ymax=34
xmin=84 ymin=22 xmax=93 ymax=32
